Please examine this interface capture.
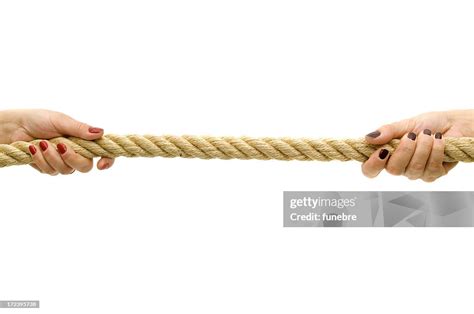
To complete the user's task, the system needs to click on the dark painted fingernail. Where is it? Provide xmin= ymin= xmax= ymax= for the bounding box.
xmin=89 ymin=127 xmax=104 ymax=134
xmin=379 ymin=149 xmax=389 ymax=160
xmin=435 ymin=132 xmax=442 ymax=139
xmin=423 ymin=129 xmax=432 ymax=136
xmin=408 ymin=132 xmax=417 ymax=141
xmin=28 ymin=145 xmax=37 ymax=155
xmin=39 ymin=141 xmax=48 ymax=151
xmin=57 ymin=143 xmax=67 ymax=155
xmin=366 ymin=130 xmax=381 ymax=138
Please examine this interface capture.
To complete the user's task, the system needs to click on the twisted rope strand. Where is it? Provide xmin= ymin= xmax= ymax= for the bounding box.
xmin=0 ymin=135 xmax=473 ymax=168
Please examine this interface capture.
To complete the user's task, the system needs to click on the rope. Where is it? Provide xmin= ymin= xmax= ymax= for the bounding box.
xmin=0 ymin=135 xmax=473 ymax=168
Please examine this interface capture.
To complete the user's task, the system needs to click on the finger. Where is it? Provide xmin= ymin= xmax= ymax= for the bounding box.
xmin=39 ymin=140 xmax=74 ymax=175
xmin=56 ymin=143 xmax=93 ymax=173
xmin=28 ymin=144 xmax=58 ymax=175
xmin=361 ymin=148 xmax=390 ymax=178
xmin=405 ymin=129 xmax=434 ymax=180
xmin=421 ymin=132 xmax=446 ymax=182
xmin=51 ymin=112 xmax=104 ymax=140
xmin=385 ymin=132 xmax=417 ymax=176
xmin=443 ymin=161 xmax=458 ymax=173
xmin=97 ymin=157 xmax=115 ymax=170
xmin=365 ymin=119 xmax=413 ymax=145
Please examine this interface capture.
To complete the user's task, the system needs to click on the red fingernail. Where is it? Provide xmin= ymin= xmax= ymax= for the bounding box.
xmin=57 ymin=143 xmax=67 ymax=154
xmin=39 ymin=141 xmax=48 ymax=151
xmin=29 ymin=145 xmax=37 ymax=155
xmin=89 ymin=127 xmax=104 ymax=134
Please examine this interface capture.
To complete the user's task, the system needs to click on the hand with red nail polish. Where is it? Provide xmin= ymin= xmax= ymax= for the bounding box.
xmin=0 ymin=109 xmax=115 ymax=175
xmin=362 ymin=110 xmax=474 ymax=182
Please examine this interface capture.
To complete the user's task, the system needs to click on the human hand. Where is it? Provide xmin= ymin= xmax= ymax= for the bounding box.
xmin=0 ymin=109 xmax=114 ymax=175
xmin=361 ymin=110 xmax=474 ymax=182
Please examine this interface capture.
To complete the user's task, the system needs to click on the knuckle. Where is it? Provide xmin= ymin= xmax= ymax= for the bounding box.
xmin=75 ymin=159 xmax=93 ymax=173
xmin=440 ymin=167 xmax=447 ymax=176
xmin=422 ymin=170 xmax=445 ymax=182
xmin=81 ymin=163 xmax=94 ymax=173
xmin=422 ymin=176 xmax=438 ymax=183
xmin=59 ymin=168 xmax=73 ymax=175
xmin=398 ymin=146 xmax=413 ymax=154
xmin=405 ymin=172 xmax=419 ymax=180
xmin=409 ymin=162 xmax=425 ymax=172
xmin=427 ymin=167 xmax=445 ymax=178
xmin=77 ymin=165 xmax=92 ymax=173
xmin=77 ymin=122 xmax=88 ymax=134
xmin=427 ymin=160 xmax=441 ymax=170
xmin=41 ymin=167 xmax=56 ymax=175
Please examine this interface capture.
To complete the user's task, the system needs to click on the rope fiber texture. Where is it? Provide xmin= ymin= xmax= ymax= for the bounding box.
xmin=1 ymin=135 xmax=473 ymax=168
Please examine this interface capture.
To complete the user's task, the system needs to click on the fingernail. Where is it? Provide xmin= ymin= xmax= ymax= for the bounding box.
xmin=57 ymin=143 xmax=67 ymax=155
xmin=100 ymin=163 xmax=110 ymax=170
xmin=39 ymin=141 xmax=48 ymax=151
xmin=423 ymin=129 xmax=432 ymax=136
xmin=89 ymin=127 xmax=104 ymax=134
xmin=379 ymin=149 xmax=389 ymax=160
xmin=366 ymin=130 xmax=381 ymax=138
xmin=28 ymin=145 xmax=37 ymax=155
xmin=435 ymin=132 xmax=442 ymax=139
xmin=408 ymin=132 xmax=417 ymax=141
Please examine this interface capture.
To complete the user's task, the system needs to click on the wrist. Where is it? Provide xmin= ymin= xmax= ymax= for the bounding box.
xmin=0 ymin=110 xmax=23 ymax=144
xmin=447 ymin=109 xmax=474 ymax=137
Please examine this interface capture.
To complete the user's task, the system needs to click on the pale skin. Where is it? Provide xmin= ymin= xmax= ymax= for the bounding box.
xmin=362 ymin=109 xmax=474 ymax=182
xmin=0 ymin=109 xmax=114 ymax=175
xmin=1 ymin=109 xmax=473 ymax=179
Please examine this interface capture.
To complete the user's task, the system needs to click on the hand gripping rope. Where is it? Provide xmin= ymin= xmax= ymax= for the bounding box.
xmin=0 ymin=135 xmax=473 ymax=168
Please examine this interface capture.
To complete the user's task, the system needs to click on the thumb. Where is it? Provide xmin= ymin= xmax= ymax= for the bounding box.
xmin=52 ymin=113 xmax=104 ymax=140
xmin=365 ymin=119 xmax=413 ymax=144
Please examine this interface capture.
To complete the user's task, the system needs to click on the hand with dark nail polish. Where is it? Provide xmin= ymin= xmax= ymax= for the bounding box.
xmin=366 ymin=130 xmax=381 ymax=138
xmin=378 ymin=149 xmax=389 ymax=160
xmin=362 ymin=109 xmax=474 ymax=182
xmin=0 ymin=109 xmax=115 ymax=175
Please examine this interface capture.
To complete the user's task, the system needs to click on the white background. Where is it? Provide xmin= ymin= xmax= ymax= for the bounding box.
xmin=1 ymin=1 xmax=473 ymax=313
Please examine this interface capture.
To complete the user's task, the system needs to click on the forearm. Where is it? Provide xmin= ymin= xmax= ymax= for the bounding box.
xmin=0 ymin=110 xmax=22 ymax=144
xmin=447 ymin=109 xmax=474 ymax=137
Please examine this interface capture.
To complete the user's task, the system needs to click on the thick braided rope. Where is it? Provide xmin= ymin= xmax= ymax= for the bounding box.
xmin=0 ymin=135 xmax=473 ymax=168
